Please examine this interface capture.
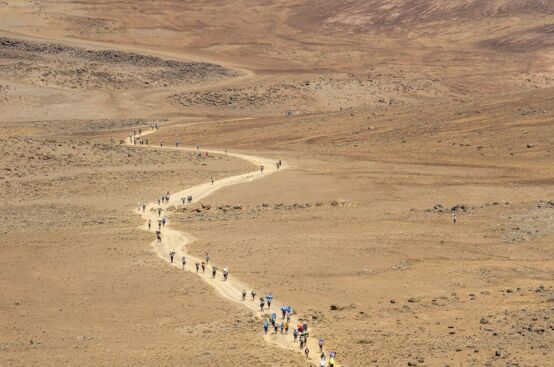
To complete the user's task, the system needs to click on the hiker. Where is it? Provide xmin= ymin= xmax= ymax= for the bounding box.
xmin=329 ymin=355 xmax=335 ymax=367
xmin=195 ymin=262 xmax=200 ymax=273
xmin=284 ymin=321 xmax=289 ymax=334
xmin=148 ymin=219 xmax=151 ymax=230
xmin=293 ymin=328 xmax=298 ymax=342
xmin=158 ymin=207 xmax=162 ymax=216
xmin=259 ymin=297 xmax=265 ymax=311
xmin=304 ymin=347 xmax=310 ymax=359
xmin=158 ymin=221 xmax=162 ymax=230
xmin=241 ymin=290 xmax=247 ymax=301
xmin=175 ymin=140 xmax=180 ymax=148
xmin=181 ymin=197 xmax=186 ymax=205
xmin=223 ymin=268 xmax=229 ymax=281
xmin=181 ymin=256 xmax=186 ymax=269
xmin=142 ymin=204 xmax=146 ymax=212
xmin=169 ymin=251 xmax=175 ymax=263
xmin=319 ymin=337 xmax=325 ymax=352
xmin=211 ymin=177 xmax=214 ymax=185
xmin=201 ymin=261 xmax=206 ymax=273
xmin=160 ymin=140 xmax=163 ymax=148
xmin=453 ymin=213 xmax=457 ymax=224
xmin=260 ymin=165 xmax=264 ymax=174
xmin=266 ymin=293 xmax=273 ymax=309
xmin=211 ymin=266 xmax=217 ymax=279
xmin=205 ymin=253 xmax=210 ymax=265
xmin=251 ymin=290 xmax=257 ymax=301
xmin=280 ymin=321 xmax=284 ymax=334
xmin=263 ymin=319 xmax=269 ymax=335
xmin=281 ymin=306 xmax=286 ymax=319
xmin=320 ymin=356 xmax=326 ymax=367
xmin=162 ymin=217 xmax=167 ymax=227
xmin=303 ymin=322 xmax=308 ymax=332
xmin=158 ymin=198 xmax=161 ymax=205
xmin=156 ymin=230 xmax=161 ymax=243
xmin=188 ymin=195 xmax=192 ymax=203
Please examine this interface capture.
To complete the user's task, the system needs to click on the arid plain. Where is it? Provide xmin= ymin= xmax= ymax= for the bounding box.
xmin=1 ymin=1 xmax=553 ymax=366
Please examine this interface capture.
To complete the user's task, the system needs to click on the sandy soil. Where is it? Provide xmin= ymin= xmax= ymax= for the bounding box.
xmin=0 ymin=1 xmax=553 ymax=366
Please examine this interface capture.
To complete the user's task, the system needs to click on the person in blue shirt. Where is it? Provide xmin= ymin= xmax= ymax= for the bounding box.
xmin=263 ymin=319 xmax=269 ymax=335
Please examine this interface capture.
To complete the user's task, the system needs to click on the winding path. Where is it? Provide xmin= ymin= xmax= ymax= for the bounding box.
xmin=129 ymin=129 xmax=328 ymax=366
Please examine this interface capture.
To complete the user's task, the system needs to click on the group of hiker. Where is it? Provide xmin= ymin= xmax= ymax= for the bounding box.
xmin=127 ymin=127 xmax=333 ymax=364
xmin=255 ymin=293 xmax=337 ymax=366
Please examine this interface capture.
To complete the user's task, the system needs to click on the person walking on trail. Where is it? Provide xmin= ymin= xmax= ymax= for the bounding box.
xmin=181 ymin=256 xmax=186 ymax=269
xmin=142 ymin=204 xmax=146 ymax=212
xmin=201 ymin=261 xmax=206 ymax=273
xmin=211 ymin=177 xmax=214 ymax=185
xmin=175 ymin=140 xmax=180 ymax=148
xmin=158 ymin=221 xmax=162 ymax=230
xmin=251 ymin=289 xmax=257 ymax=301
xmin=158 ymin=198 xmax=161 ymax=205
xmin=304 ymin=347 xmax=310 ymax=360
xmin=319 ymin=337 xmax=325 ymax=353
xmin=241 ymin=290 xmax=247 ymax=301
xmin=158 ymin=207 xmax=162 ymax=216
xmin=156 ymin=230 xmax=161 ymax=243
xmin=211 ymin=266 xmax=217 ymax=279
xmin=319 ymin=356 xmax=326 ymax=367
xmin=260 ymin=165 xmax=264 ymax=174
xmin=169 ymin=251 xmax=175 ymax=263
xmin=259 ymin=297 xmax=265 ymax=311
xmin=162 ymin=217 xmax=167 ymax=227
xmin=266 ymin=293 xmax=273 ymax=309
xmin=205 ymin=253 xmax=210 ymax=265
xmin=160 ymin=140 xmax=163 ymax=148
xmin=284 ymin=321 xmax=289 ymax=334
xmin=148 ymin=219 xmax=151 ymax=231
xmin=293 ymin=328 xmax=298 ymax=342
xmin=181 ymin=197 xmax=186 ymax=205
xmin=223 ymin=268 xmax=229 ymax=281
xmin=263 ymin=319 xmax=269 ymax=335
xmin=273 ymin=322 xmax=278 ymax=334
xmin=453 ymin=212 xmax=457 ymax=224
xmin=329 ymin=355 xmax=335 ymax=367
xmin=280 ymin=321 xmax=284 ymax=334
xmin=195 ymin=262 xmax=200 ymax=273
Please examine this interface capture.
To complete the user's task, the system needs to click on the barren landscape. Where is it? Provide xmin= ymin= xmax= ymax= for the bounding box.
xmin=0 ymin=1 xmax=553 ymax=366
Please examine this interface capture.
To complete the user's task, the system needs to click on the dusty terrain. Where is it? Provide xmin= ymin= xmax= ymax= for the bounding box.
xmin=0 ymin=0 xmax=553 ymax=366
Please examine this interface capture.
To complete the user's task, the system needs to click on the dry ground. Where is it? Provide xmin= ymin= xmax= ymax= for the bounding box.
xmin=0 ymin=0 xmax=553 ymax=366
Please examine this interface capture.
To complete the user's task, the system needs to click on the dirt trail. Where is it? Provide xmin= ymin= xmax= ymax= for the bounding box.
xmin=128 ymin=130 xmax=327 ymax=365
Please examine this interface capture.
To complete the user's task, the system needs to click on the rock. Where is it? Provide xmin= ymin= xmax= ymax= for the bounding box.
xmin=480 ymin=317 xmax=489 ymax=324
xmin=407 ymin=297 xmax=417 ymax=303
xmin=330 ymin=304 xmax=338 ymax=310
xmin=527 ymin=144 xmax=536 ymax=148
xmin=233 ymin=204 xmax=243 ymax=210
xmin=390 ymin=299 xmax=396 ymax=304
xmin=330 ymin=200 xmax=339 ymax=206
xmin=201 ymin=203 xmax=211 ymax=210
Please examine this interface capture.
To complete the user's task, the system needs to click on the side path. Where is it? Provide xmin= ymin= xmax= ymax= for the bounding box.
xmin=126 ymin=127 xmax=338 ymax=366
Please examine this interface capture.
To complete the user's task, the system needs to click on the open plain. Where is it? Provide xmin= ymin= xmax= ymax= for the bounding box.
xmin=1 ymin=1 xmax=553 ymax=366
